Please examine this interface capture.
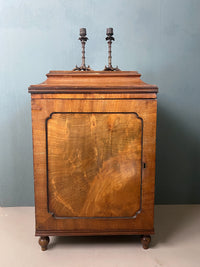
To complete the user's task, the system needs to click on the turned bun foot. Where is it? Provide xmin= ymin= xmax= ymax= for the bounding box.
xmin=141 ymin=235 xmax=151 ymax=249
xmin=39 ymin=236 xmax=50 ymax=251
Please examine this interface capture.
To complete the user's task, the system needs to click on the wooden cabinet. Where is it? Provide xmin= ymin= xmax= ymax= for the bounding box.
xmin=29 ymin=71 xmax=158 ymax=250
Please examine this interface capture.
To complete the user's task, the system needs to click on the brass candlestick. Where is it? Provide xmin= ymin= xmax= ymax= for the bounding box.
xmin=104 ymin=28 xmax=120 ymax=71
xmin=73 ymin=28 xmax=92 ymax=71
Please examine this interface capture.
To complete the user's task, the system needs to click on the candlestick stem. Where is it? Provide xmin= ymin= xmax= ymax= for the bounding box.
xmin=81 ymin=40 xmax=86 ymax=68
xmin=108 ymin=40 xmax=112 ymax=68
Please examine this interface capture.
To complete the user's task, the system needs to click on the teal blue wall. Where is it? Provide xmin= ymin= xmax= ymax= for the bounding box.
xmin=0 ymin=0 xmax=200 ymax=206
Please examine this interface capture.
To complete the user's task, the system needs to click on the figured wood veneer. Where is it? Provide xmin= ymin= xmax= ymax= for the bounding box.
xmin=47 ymin=112 xmax=142 ymax=218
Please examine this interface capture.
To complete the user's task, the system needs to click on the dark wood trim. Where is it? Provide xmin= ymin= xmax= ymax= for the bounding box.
xmin=29 ymin=87 xmax=158 ymax=94
xmin=32 ymin=98 xmax=157 ymax=101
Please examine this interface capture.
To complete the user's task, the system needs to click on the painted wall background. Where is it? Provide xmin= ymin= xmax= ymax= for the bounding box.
xmin=0 ymin=0 xmax=200 ymax=206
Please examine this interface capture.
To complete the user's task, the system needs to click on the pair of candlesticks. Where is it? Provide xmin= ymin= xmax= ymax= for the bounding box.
xmin=73 ymin=28 xmax=120 ymax=71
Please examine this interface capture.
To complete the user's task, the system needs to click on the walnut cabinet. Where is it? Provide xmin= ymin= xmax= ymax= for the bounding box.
xmin=28 ymin=71 xmax=158 ymax=250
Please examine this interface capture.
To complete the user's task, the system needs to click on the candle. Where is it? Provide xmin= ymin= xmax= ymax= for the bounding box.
xmin=80 ymin=28 xmax=86 ymax=36
xmin=106 ymin=28 xmax=113 ymax=35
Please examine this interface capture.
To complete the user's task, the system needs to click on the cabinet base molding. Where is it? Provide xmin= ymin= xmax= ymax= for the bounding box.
xmin=36 ymin=229 xmax=154 ymax=237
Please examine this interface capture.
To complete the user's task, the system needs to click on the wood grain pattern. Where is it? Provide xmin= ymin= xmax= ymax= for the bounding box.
xmin=31 ymin=93 xmax=157 ymax=99
xmin=47 ymin=113 xmax=142 ymax=218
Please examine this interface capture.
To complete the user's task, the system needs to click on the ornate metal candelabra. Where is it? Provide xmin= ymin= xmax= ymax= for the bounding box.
xmin=104 ymin=28 xmax=120 ymax=71
xmin=73 ymin=28 xmax=92 ymax=71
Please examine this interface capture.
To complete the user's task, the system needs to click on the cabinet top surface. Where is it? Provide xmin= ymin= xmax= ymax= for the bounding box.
xmin=28 ymin=71 xmax=158 ymax=94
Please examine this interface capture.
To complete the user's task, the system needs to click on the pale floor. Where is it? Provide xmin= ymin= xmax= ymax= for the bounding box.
xmin=0 ymin=205 xmax=200 ymax=267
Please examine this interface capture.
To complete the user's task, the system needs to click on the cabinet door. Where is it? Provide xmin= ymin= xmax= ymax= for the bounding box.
xmin=32 ymin=98 xmax=157 ymax=234
xmin=47 ymin=112 xmax=142 ymax=219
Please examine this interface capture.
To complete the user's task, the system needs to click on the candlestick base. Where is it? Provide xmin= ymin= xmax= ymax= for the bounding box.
xmin=104 ymin=65 xmax=121 ymax=71
xmin=73 ymin=65 xmax=92 ymax=71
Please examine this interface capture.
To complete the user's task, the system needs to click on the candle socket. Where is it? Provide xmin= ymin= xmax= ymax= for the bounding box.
xmin=80 ymin=28 xmax=86 ymax=36
xmin=106 ymin=28 xmax=113 ymax=35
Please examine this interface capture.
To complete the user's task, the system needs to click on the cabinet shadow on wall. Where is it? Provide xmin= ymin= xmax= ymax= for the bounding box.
xmin=155 ymin=104 xmax=200 ymax=204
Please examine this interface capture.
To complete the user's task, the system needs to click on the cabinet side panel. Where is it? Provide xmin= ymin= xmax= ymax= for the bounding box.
xmin=31 ymin=107 xmax=49 ymax=229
